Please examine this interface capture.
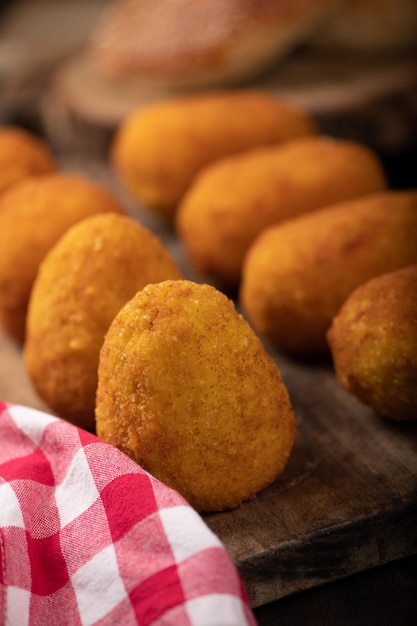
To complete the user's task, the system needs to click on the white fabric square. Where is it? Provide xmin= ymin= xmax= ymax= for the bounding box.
xmin=159 ymin=505 xmax=222 ymax=563
xmin=9 ymin=404 xmax=57 ymax=447
xmin=0 ymin=482 xmax=25 ymax=528
xmin=6 ymin=586 xmax=31 ymax=626
xmin=71 ymin=544 xmax=127 ymax=626
xmin=185 ymin=594 xmax=248 ymax=626
xmin=55 ymin=448 xmax=100 ymax=527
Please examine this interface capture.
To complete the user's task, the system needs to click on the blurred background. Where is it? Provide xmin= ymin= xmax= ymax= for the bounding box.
xmin=1 ymin=0 xmax=416 ymax=189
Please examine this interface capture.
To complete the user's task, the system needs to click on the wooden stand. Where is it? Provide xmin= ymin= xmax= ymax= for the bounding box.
xmin=39 ymin=48 xmax=417 ymax=158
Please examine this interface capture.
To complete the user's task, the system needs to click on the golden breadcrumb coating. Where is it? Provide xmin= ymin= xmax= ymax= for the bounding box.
xmin=24 ymin=213 xmax=182 ymax=430
xmin=327 ymin=265 xmax=417 ymax=421
xmin=111 ymin=90 xmax=317 ymax=219
xmin=0 ymin=173 xmax=124 ymax=343
xmin=96 ymin=279 xmax=296 ymax=512
xmin=176 ymin=136 xmax=387 ymax=286
xmin=240 ymin=191 xmax=417 ymax=354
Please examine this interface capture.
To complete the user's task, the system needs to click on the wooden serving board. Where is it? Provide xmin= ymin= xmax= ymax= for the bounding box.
xmin=0 ymin=160 xmax=416 ymax=609
xmin=39 ymin=49 xmax=417 ymax=159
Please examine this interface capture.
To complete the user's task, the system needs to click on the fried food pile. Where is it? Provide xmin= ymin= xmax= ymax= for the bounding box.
xmin=24 ymin=213 xmax=182 ymax=431
xmin=111 ymin=90 xmax=317 ymax=219
xmin=95 ymin=280 xmax=296 ymax=511
xmin=1 ymin=82 xmax=415 ymax=511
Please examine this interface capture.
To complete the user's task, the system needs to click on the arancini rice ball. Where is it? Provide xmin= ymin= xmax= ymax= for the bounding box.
xmin=0 ymin=126 xmax=57 ymax=196
xmin=95 ymin=279 xmax=296 ymax=512
xmin=24 ymin=213 xmax=182 ymax=430
xmin=327 ymin=265 xmax=417 ymax=421
xmin=0 ymin=173 xmax=125 ymax=342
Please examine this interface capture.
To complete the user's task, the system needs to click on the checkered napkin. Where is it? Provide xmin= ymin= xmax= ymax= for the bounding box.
xmin=0 ymin=402 xmax=257 ymax=626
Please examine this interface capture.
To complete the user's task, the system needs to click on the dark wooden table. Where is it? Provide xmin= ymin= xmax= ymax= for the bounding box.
xmin=253 ymin=553 xmax=417 ymax=626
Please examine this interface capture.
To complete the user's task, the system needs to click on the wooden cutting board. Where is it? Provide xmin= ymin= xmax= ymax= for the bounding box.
xmin=2 ymin=327 xmax=416 ymax=608
xmin=0 ymin=159 xmax=416 ymax=608
xmin=38 ymin=48 xmax=417 ymax=159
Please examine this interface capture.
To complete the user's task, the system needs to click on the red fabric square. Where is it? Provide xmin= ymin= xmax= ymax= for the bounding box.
xmin=93 ymin=596 xmax=137 ymax=626
xmin=28 ymin=580 xmax=82 ymax=626
xmin=100 ymin=474 xmax=158 ymax=543
xmin=0 ymin=449 xmax=54 ymax=485
xmin=130 ymin=564 xmax=186 ymax=625
xmin=177 ymin=546 xmax=244 ymax=601
xmin=13 ymin=481 xmax=60 ymax=539
xmin=0 ymin=409 xmax=36 ymax=464
xmin=77 ymin=427 xmax=98 ymax=448
xmin=0 ymin=526 xmax=31 ymax=589
xmin=113 ymin=512 xmax=175 ymax=593
xmin=83 ymin=442 xmax=141 ymax=492
xmin=26 ymin=530 xmax=69 ymax=595
xmin=59 ymin=497 xmax=113 ymax=577
xmin=41 ymin=421 xmax=87 ymax=485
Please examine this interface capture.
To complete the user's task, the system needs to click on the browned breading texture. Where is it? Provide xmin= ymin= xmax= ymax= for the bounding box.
xmin=96 ymin=279 xmax=296 ymax=512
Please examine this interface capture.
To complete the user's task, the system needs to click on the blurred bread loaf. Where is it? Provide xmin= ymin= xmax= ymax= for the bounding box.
xmin=40 ymin=0 xmax=417 ymax=156
xmin=90 ymin=0 xmax=337 ymax=89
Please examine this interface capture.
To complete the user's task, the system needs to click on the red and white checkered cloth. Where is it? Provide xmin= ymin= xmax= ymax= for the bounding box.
xmin=0 ymin=402 xmax=257 ymax=626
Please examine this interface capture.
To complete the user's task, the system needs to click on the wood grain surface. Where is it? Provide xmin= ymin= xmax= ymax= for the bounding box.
xmin=204 ymin=350 xmax=417 ymax=607
xmin=0 ymin=159 xmax=416 ymax=608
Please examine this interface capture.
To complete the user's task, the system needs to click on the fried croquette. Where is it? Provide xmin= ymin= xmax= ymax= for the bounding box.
xmin=0 ymin=173 xmax=124 ymax=342
xmin=327 ymin=265 xmax=417 ymax=421
xmin=24 ymin=213 xmax=182 ymax=430
xmin=111 ymin=90 xmax=317 ymax=219
xmin=176 ymin=136 xmax=387 ymax=287
xmin=0 ymin=126 xmax=57 ymax=196
xmin=95 ymin=279 xmax=296 ymax=512
xmin=240 ymin=191 xmax=417 ymax=355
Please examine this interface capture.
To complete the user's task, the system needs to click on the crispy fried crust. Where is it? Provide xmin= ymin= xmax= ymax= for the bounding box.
xmin=240 ymin=191 xmax=417 ymax=354
xmin=0 ymin=173 xmax=124 ymax=342
xmin=96 ymin=279 xmax=296 ymax=512
xmin=176 ymin=137 xmax=387 ymax=287
xmin=24 ymin=213 xmax=182 ymax=430
xmin=111 ymin=90 xmax=317 ymax=218
xmin=327 ymin=265 xmax=417 ymax=421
